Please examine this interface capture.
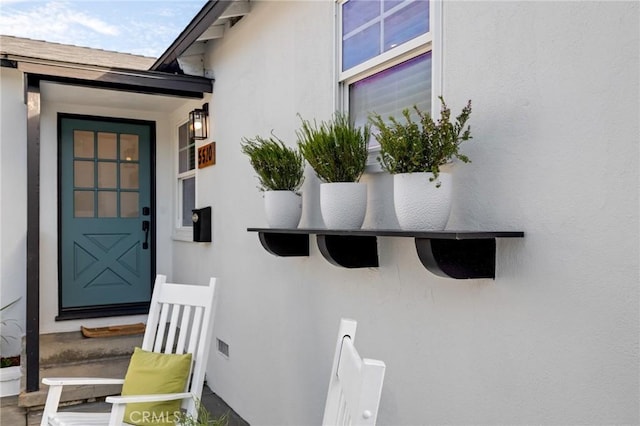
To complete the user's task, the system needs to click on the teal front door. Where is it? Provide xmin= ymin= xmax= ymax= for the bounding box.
xmin=59 ymin=116 xmax=154 ymax=317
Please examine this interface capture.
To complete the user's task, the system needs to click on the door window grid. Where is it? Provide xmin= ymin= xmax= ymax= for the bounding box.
xmin=72 ymin=130 xmax=140 ymax=218
xmin=177 ymin=122 xmax=196 ymax=228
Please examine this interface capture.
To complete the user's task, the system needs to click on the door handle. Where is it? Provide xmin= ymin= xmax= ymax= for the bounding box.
xmin=142 ymin=220 xmax=150 ymax=249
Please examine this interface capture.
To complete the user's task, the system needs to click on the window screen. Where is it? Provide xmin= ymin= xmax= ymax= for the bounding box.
xmin=349 ymin=52 xmax=432 ymax=149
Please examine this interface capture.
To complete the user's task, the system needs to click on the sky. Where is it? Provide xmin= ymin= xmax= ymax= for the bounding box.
xmin=0 ymin=0 xmax=208 ymax=58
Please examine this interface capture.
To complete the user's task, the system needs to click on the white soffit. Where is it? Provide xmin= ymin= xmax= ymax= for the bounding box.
xmin=178 ymin=0 xmax=251 ymax=76
xmin=41 ymin=82 xmax=189 ymax=112
xmin=196 ymin=0 xmax=251 ymax=42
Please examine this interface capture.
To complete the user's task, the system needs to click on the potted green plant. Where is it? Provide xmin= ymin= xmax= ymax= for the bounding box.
xmin=174 ymin=398 xmax=228 ymax=426
xmin=1 ymin=298 xmax=22 ymax=397
xmin=241 ymin=133 xmax=305 ymax=228
xmin=297 ymin=112 xmax=370 ymax=229
xmin=369 ymin=97 xmax=472 ymax=230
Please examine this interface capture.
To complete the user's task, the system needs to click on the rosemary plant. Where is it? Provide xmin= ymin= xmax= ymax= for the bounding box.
xmin=369 ymin=97 xmax=472 ymax=181
xmin=241 ymin=134 xmax=305 ymax=192
xmin=296 ymin=112 xmax=369 ymax=183
xmin=174 ymin=399 xmax=228 ymax=426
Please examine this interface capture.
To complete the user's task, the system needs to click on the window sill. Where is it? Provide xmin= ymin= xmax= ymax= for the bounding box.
xmin=172 ymin=229 xmax=193 ymax=242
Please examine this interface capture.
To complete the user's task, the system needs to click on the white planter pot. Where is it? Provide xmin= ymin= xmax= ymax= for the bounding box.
xmin=320 ymin=182 xmax=367 ymax=230
xmin=394 ymin=172 xmax=452 ymax=231
xmin=0 ymin=366 xmax=21 ymax=397
xmin=264 ymin=190 xmax=302 ymax=228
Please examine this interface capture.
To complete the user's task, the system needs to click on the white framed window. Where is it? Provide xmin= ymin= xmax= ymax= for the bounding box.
xmin=338 ymin=0 xmax=441 ymax=164
xmin=176 ymin=122 xmax=196 ymax=231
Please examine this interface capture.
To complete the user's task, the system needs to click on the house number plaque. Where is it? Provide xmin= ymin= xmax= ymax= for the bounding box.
xmin=198 ymin=142 xmax=216 ymax=168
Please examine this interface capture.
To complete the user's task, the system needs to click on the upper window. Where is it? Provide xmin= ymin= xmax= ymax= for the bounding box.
xmin=339 ymin=0 xmax=436 ymax=153
xmin=341 ymin=0 xmax=429 ymax=71
xmin=177 ymin=122 xmax=196 ymax=228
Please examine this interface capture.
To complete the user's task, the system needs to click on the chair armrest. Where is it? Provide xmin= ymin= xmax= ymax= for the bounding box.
xmin=40 ymin=378 xmax=125 ymax=426
xmin=106 ymin=392 xmax=193 ymax=404
xmin=104 ymin=393 xmax=193 ymax=426
xmin=42 ymin=377 xmax=125 ymax=386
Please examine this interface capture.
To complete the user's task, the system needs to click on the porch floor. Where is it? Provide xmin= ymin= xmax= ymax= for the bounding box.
xmin=1 ymin=383 xmax=249 ymax=426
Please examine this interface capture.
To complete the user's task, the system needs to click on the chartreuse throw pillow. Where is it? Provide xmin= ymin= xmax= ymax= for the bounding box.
xmin=121 ymin=347 xmax=192 ymax=426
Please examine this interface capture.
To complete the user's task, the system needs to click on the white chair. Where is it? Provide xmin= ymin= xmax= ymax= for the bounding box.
xmin=322 ymin=318 xmax=386 ymax=426
xmin=40 ymin=274 xmax=218 ymax=426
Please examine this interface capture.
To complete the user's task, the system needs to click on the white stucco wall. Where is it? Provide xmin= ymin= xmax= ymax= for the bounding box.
xmin=182 ymin=1 xmax=639 ymax=425
xmin=0 ymin=67 xmax=27 ymax=356
xmin=166 ymin=100 xmax=219 ymax=286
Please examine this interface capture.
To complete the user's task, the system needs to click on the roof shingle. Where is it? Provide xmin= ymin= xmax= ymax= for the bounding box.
xmin=0 ymin=35 xmax=155 ymax=70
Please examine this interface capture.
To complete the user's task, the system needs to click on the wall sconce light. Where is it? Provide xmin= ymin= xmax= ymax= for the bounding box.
xmin=189 ymin=103 xmax=209 ymax=140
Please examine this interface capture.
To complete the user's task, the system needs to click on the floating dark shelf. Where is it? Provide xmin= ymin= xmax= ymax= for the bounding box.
xmin=247 ymin=228 xmax=524 ymax=279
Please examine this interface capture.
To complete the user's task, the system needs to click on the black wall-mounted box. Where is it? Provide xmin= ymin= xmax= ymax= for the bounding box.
xmin=192 ymin=206 xmax=212 ymax=242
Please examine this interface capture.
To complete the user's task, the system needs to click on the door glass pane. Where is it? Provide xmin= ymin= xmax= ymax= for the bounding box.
xmin=97 ymin=132 xmax=117 ymax=159
xmin=98 ymin=162 xmax=117 ymax=188
xmin=120 ymin=134 xmax=139 ymax=161
xmin=74 ymin=191 xmax=94 ymax=217
xmin=74 ymin=131 xmax=94 ymax=158
xmin=120 ymin=192 xmax=139 ymax=218
xmin=120 ymin=163 xmax=139 ymax=189
xmin=383 ymin=1 xmax=429 ymax=51
xmin=74 ymin=161 xmax=94 ymax=187
xmin=98 ymin=191 xmax=117 ymax=217
xmin=182 ymin=177 xmax=195 ymax=227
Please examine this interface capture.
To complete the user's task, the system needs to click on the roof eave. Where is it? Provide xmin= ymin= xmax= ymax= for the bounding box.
xmin=151 ymin=0 xmax=233 ymax=72
xmin=2 ymin=54 xmax=213 ymax=98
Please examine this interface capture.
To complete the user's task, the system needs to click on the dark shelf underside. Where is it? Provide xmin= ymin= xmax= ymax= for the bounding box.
xmin=248 ymin=228 xmax=524 ymax=280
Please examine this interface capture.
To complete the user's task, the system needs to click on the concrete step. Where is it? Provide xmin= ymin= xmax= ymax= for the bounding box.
xmin=39 ymin=331 xmax=143 ymax=366
xmin=19 ymin=330 xmax=143 ymax=409
xmin=19 ymin=357 xmax=131 ymax=408
xmin=1 ymin=395 xmax=27 ymax=426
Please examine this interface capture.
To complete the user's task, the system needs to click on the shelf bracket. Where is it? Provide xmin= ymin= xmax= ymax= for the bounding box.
xmin=415 ymin=238 xmax=496 ymax=279
xmin=257 ymin=232 xmax=309 ymax=257
xmin=317 ymin=235 xmax=378 ymax=268
xmin=249 ymin=228 xmax=522 ymax=279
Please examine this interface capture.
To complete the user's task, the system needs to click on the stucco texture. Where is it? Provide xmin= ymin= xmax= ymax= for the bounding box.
xmin=184 ymin=1 xmax=639 ymax=425
xmin=0 ymin=67 xmax=27 ymax=357
xmin=2 ymin=0 xmax=635 ymax=424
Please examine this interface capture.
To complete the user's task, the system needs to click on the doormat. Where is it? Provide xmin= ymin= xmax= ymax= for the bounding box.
xmin=81 ymin=323 xmax=145 ymax=338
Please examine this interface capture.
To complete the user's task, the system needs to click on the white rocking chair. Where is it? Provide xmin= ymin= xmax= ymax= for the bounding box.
xmin=322 ymin=318 xmax=386 ymax=426
xmin=40 ymin=274 xmax=218 ymax=426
